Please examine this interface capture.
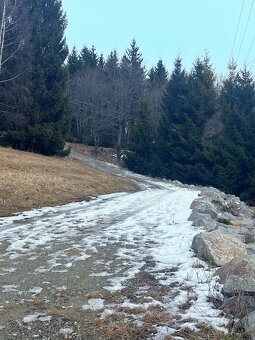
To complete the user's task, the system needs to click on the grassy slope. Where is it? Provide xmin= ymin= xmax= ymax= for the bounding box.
xmin=0 ymin=147 xmax=137 ymax=217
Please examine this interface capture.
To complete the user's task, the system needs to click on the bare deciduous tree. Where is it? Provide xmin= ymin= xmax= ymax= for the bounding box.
xmin=0 ymin=0 xmax=22 ymax=78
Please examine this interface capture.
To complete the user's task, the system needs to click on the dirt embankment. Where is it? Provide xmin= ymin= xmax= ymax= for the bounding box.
xmin=0 ymin=146 xmax=138 ymax=217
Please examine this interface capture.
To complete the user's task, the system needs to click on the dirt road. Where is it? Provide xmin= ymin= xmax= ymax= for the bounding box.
xmin=0 ymin=154 xmax=228 ymax=339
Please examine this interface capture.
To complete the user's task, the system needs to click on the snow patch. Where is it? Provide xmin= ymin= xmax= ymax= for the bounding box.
xmin=82 ymin=298 xmax=105 ymax=311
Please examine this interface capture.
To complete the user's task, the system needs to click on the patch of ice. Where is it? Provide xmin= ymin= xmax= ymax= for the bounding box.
xmin=82 ymin=298 xmax=105 ymax=311
xmin=2 ymin=267 xmax=16 ymax=272
xmin=23 ymin=314 xmax=52 ymax=323
xmin=90 ymin=271 xmax=112 ymax=277
xmin=2 ymin=285 xmax=19 ymax=292
xmin=100 ymin=309 xmax=116 ymax=318
xmin=59 ymin=327 xmax=73 ymax=334
xmin=29 ymin=287 xmax=43 ymax=295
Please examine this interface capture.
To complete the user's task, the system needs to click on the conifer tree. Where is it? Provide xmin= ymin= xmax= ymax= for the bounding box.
xmin=147 ymin=59 xmax=168 ymax=127
xmin=79 ymin=45 xmax=98 ymax=69
xmin=217 ymin=63 xmax=255 ymax=200
xmin=124 ymin=99 xmax=157 ymax=175
xmin=157 ymin=57 xmax=190 ymax=180
xmin=67 ymin=47 xmax=81 ymax=75
xmin=154 ymin=59 xmax=168 ymax=87
xmin=185 ymin=55 xmax=218 ymax=183
xmin=25 ymin=0 xmax=70 ymax=155
xmin=122 ymin=39 xmax=145 ymax=124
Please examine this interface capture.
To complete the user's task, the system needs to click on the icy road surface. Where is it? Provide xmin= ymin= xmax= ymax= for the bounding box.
xmin=0 ymin=167 xmax=229 ymax=339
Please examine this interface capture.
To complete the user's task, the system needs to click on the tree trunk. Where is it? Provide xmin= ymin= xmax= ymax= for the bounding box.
xmin=116 ymin=122 xmax=123 ymax=160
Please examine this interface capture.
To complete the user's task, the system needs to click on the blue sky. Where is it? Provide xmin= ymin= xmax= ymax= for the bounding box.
xmin=62 ymin=0 xmax=255 ymax=75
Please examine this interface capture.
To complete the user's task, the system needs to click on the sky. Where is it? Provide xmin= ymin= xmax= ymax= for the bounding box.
xmin=62 ymin=0 xmax=255 ymax=75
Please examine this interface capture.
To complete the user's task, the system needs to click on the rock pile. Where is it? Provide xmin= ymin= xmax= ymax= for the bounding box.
xmin=190 ymin=187 xmax=255 ymax=337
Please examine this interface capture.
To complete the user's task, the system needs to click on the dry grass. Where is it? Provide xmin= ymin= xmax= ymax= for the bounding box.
xmin=0 ymin=146 xmax=138 ymax=217
xmin=173 ymin=322 xmax=242 ymax=340
xmin=86 ymin=291 xmax=108 ymax=299
xmin=0 ymin=304 xmax=16 ymax=315
xmin=94 ymin=318 xmax=139 ymax=340
xmin=117 ymin=306 xmax=146 ymax=315
xmin=142 ymin=306 xmax=171 ymax=326
xmin=32 ymin=299 xmax=45 ymax=306
xmin=93 ymin=312 xmax=149 ymax=340
xmin=47 ymin=309 xmax=65 ymax=318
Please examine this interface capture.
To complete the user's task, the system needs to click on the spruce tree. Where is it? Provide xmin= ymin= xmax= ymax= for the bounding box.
xmin=124 ymin=99 xmax=157 ymax=175
xmin=122 ymin=39 xmax=145 ymax=125
xmin=154 ymin=59 xmax=168 ymax=88
xmin=67 ymin=47 xmax=81 ymax=75
xmin=157 ymin=57 xmax=190 ymax=180
xmin=185 ymin=55 xmax=218 ymax=183
xmin=79 ymin=45 xmax=98 ymax=70
xmin=26 ymin=0 xmax=70 ymax=155
xmin=147 ymin=59 xmax=168 ymax=128
xmin=217 ymin=63 xmax=255 ymax=200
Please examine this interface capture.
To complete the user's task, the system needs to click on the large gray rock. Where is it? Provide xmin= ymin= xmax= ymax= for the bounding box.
xmin=222 ymin=296 xmax=254 ymax=318
xmin=224 ymin=275 xmax=255 ymax=296
xmin=215 ymin=256 xmax=255 ymax=284
xmin=190 ymin=198 xmax=206 ymax=209
xmin=219 ymin=212 xmax=235 ymax=221
xmin=216 ymin=257 xmax=255 ymax=319
xmin=216 ymin=225 xmax=255 ymax=244
xmin=201 ymin=187 xmax=227 ymax=203
xmin=242 ymin=311 xmax=255 ymax=340
xmin=188 ymin=211 xmax=216 ymax=231
xmin=192 ymin=231 xmax=247 ymax=266
xmin=192 ymin=202 xmax=218 ymax=220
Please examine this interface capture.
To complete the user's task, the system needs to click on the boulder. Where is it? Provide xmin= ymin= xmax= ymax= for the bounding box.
xmin=220 ymin=212 xmax=235 ymax=221
xmin=242 ymin=311 xmax=255 ymax=340
xmin=223 ymin=275 xmax=255 ymax=296
xmin=190 ymin=198 xmax=205 ymax=209
xmin=216 ymin=225 xmax=255 ymax=244
xmin=215 ymin=256 xmax=255 ymax=284
xmin=188 ymin=211 xmax=216 ymax=231
xmin=191 ymin=231 xmax=247 ymax=266
xmin=192 ymin=202 xmax=218 ymax=220
xmin=222 ymin=296 xmax=254 ymax=318
xmin=201 ymin=187 xmax=227 ymax=203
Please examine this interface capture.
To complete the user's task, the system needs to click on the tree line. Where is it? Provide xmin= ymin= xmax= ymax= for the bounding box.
xmin=66 ymin=42 xmax=255 ymax=203
xmin=126 ymin=57 xmax=255 ymax=204
xmin=0 ymin=0 xmax=254 ymax=203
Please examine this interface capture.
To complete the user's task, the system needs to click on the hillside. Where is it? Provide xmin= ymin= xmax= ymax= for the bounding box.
xmin=0 ymin=147 xmax=137 ymax=217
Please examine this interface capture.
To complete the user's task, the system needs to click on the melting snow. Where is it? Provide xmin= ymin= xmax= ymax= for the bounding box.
xmin=29 ymin=287 xmax=43 ymax=295
xmin=82 ymin=298 xmax=105 ymax=311
xmin=59 ymin=327 xmax=73 ymax=334
xmin=23 ymin=314 xmax=52 ymax=323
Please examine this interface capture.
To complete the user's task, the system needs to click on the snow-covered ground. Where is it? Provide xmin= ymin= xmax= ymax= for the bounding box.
xmin=0 ymin=176 xmax=229 ymax=339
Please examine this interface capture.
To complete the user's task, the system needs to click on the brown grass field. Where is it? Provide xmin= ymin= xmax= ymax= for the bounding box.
xmin=0 ymin=147 xmax=138 ymax=217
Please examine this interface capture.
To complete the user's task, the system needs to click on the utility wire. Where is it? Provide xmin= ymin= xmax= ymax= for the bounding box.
xmin=231 ymin=0 xmax=246 ymax=57
xmin=248 ymin=54 xmax=255 ymax=71
xmin=236 ymin=0 xmax=255 ymax=62
xmin=244 ymin=33 xmax=255 ymax=64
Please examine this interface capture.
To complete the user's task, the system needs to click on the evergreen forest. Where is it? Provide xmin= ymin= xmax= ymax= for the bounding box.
xmin=1 ymin=0 xmax=255 ymax=204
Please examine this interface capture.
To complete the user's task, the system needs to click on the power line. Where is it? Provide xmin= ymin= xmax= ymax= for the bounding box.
xmin=248 ymin=54 xmax=255 ymax=71
xmin=231 ymin=0 xmax=246 ymax=57
xmin=244 ymin=33 xmax=255 ymax=64
xmin=236 ymin=0 xmax=255 ymax=62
